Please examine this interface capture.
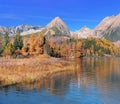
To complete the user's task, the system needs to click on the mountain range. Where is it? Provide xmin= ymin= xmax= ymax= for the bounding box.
xmin=0 ymin=13 xmax=120 ymax=43
xmin=0 ymin=24 xmax=43 ymax=36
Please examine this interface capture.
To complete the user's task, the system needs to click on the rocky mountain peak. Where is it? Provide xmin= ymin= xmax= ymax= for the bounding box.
xmin=80 ymin=26 xmax=91 ymax=32
xmin=71 ymin=26 xmax=94 ymax=38
xmin=94 ymin=13 xmax=120 ymax=41
xmin=46 ymin=17 xmax=70 ymax=35
xmin=53 ymin=16 xmax=62 ymax=21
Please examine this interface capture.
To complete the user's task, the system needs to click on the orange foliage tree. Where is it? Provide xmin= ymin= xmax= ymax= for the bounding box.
xmin=35 ymin=33 xmax=45 ymax=55
xmin=29 ymin=34 xmax=36 ymax=55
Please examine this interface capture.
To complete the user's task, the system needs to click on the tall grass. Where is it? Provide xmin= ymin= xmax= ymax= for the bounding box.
xmin=0 ymin=55 xmax=75 ymax=87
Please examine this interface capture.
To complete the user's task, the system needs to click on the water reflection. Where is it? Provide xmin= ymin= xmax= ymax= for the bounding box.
xmin=0 ymin=57 xmax=120 ymax=104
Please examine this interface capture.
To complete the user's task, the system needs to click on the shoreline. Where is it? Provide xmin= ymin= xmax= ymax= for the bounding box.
xmin=0 ymin=55 xmax=75 ymax=87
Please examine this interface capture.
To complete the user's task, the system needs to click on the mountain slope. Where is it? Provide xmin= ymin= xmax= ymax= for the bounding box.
xmin=0 ymin=26 xmax=8 ymax=35
xmin=45 ymin=17 xmax=70 ymax=36
xmin=71 ymin=26 xmax=94 ymax=38
xmin=94 ymin=14 xmax=120 ymax=41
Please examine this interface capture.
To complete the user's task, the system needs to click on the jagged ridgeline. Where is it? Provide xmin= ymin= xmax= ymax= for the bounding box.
xmin=0 ymin=16 xmax=70 ymax=37
xmin=1 ymin=14 xmax=120 ymax=43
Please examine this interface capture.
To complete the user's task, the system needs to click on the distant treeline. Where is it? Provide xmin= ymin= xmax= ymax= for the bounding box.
xmin=0 ymin=30 xmax=120 ymax=58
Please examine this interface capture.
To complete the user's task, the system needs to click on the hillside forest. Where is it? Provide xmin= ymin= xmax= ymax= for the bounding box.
xmin=0 ymin=30 xmax=120 ymax=58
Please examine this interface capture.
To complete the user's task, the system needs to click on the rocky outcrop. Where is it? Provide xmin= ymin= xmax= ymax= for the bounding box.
xmin=71 ymin=26 xmax=94 ymax=38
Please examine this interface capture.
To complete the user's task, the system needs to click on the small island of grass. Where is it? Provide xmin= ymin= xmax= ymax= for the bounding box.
xmin=0 ymin=54 xmax=75 ymax=87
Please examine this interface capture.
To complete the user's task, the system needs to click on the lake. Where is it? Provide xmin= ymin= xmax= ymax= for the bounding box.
xmin=0 ymin=57 xmax=120 ymax=104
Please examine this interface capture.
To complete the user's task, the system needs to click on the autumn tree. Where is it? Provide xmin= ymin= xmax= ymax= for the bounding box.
xmin=29 ymin=34 xmax=36 ymax=55
xmin=53 ymin=44 xmax=60 ymax=57
xmin=35 ymin=32 xmax=45 ymax=54
xmin=0 ymin=38 xmax=3 ymax=55
xmin=60 ymin=42 xmax=69 ymax=57
xmin=4 ymin=43 xmax=14 ymax=57
xmin=75 ymin=41 xmax=83 ymax=57
xmin=21 ymin=38 xmax=29 ymax=55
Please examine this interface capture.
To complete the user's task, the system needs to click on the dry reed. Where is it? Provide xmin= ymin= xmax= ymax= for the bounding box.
xmin=0 ymin=55 xmax=74 ymax=87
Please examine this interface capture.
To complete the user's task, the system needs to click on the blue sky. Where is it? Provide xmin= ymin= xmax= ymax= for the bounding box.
xmin=0 ymin=0 xmax=120 ymax=31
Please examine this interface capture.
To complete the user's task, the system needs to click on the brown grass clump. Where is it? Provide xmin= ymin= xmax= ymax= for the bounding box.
xmin=0 ymin=55 xmax=74 ymax=87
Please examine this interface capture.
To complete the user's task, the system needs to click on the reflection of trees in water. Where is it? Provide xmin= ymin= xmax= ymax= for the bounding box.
xmin=71 ymin=58 xmax=96 ymax=88
xmin=0 ymin=58 xmax=120 ymax=98
xmin=44 ymin=72 xmax=74 ymax=95
xmin=74 ymin=57 xmax=120 ymax=100
xmin=0 ymin=71 xmax=77 ymax=96
xmin=75 ymin=58 xmax=120 ymax=84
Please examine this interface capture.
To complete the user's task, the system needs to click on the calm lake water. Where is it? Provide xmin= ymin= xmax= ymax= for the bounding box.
xmin=0 ymin=57 xmax=120 ymax=104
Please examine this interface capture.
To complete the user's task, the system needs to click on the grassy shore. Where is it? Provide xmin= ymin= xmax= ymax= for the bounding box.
xmin=0 ymin=54 xmax=75 ymax=87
